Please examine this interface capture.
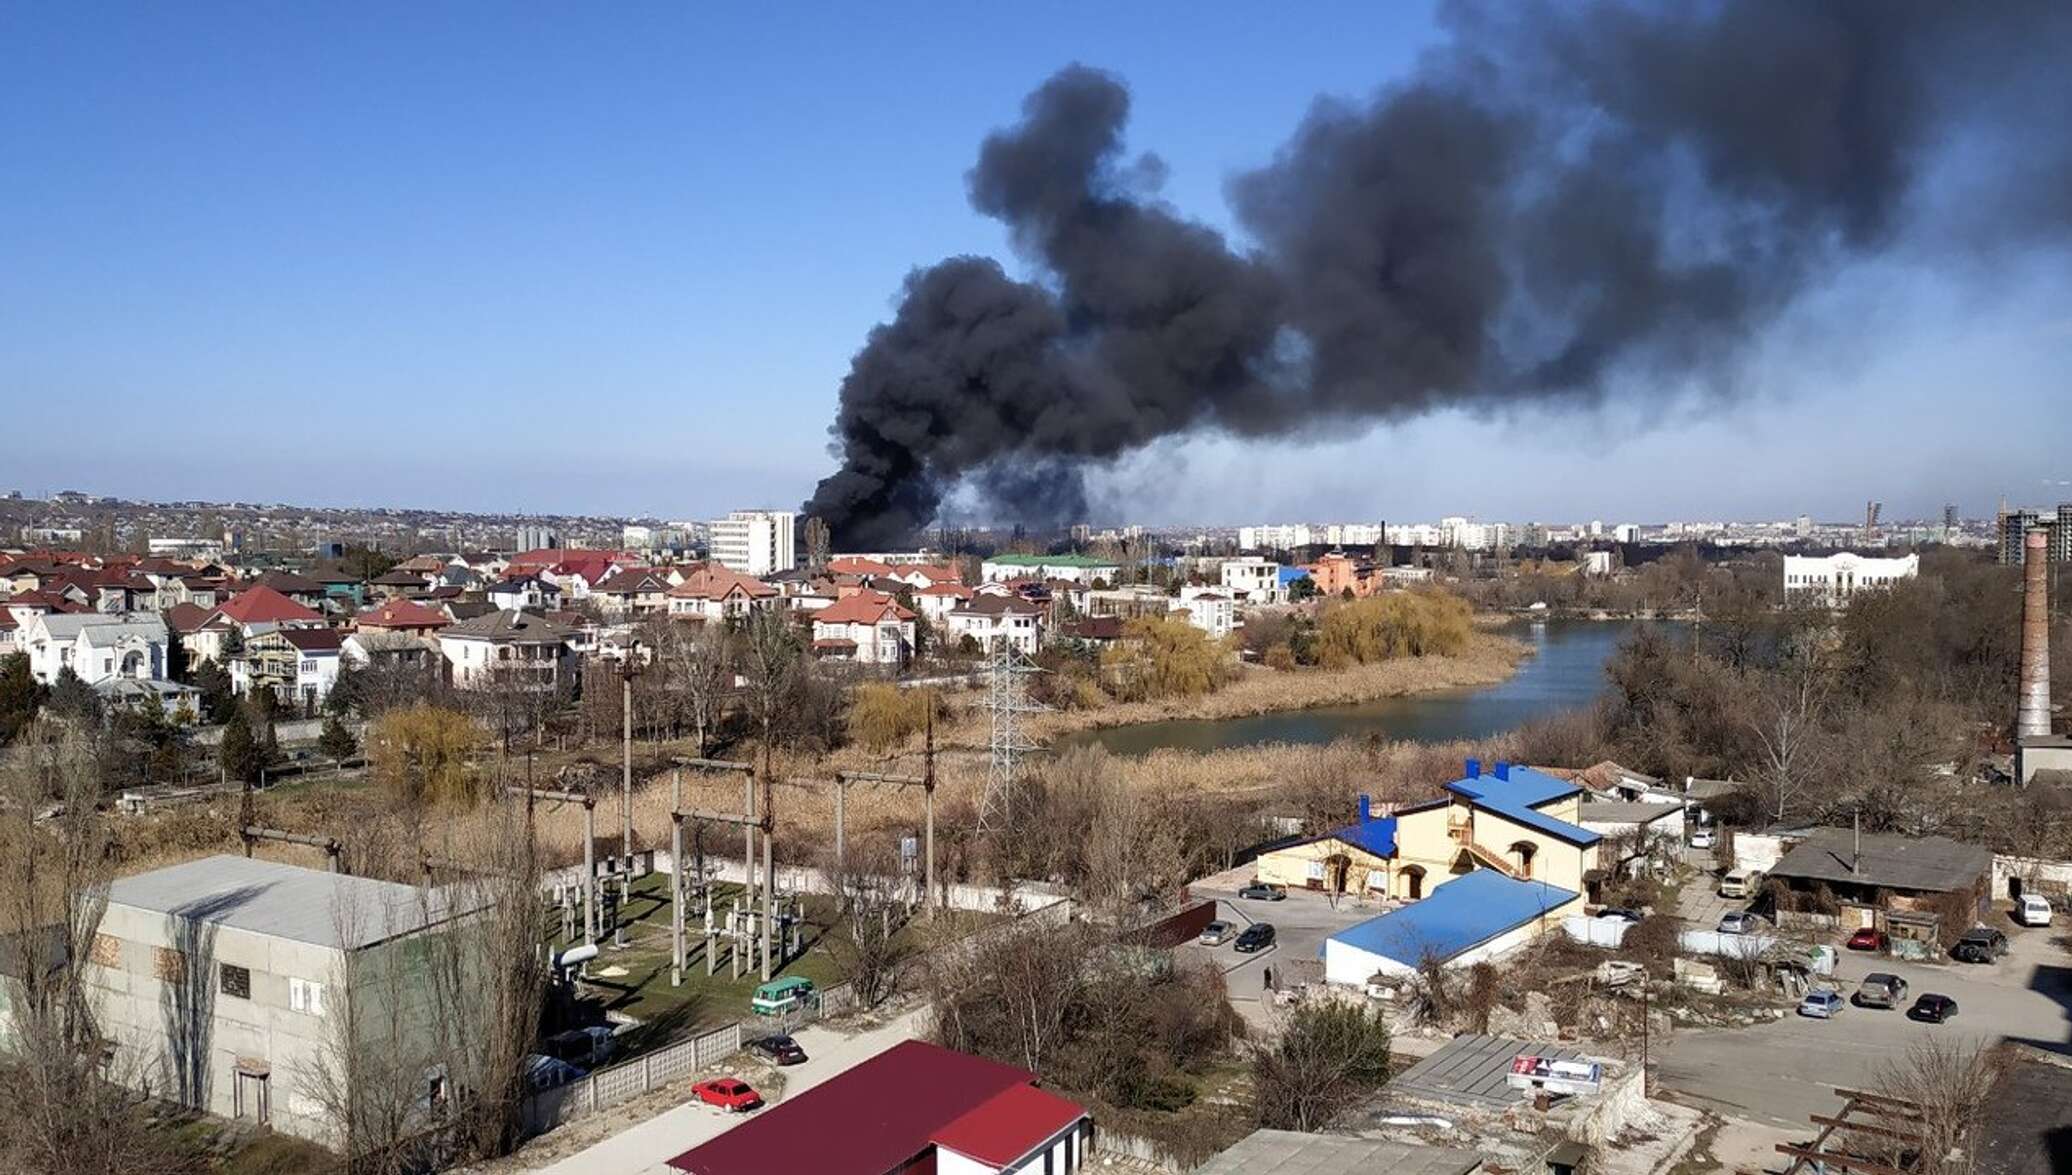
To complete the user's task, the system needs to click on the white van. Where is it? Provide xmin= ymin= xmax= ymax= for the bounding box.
xmin=1719 ymin=870 xmax=1758 ymax=899
xmin=2015 ymin=894 xmax=2054 ymax=927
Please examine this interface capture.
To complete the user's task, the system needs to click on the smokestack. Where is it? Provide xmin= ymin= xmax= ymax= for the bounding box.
xmin=2018 ymin=527 xmax=2052 ymax=740
xmin=1358 ymin=794 xmax=1371 ymax=823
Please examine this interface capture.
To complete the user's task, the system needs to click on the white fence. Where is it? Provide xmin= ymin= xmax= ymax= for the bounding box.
xmin=545 ymin=849 xmax=1073 ymax=918
xmin=1562 ymin=915 xmax=1634 ymax=949
xmin=1728 ymin=833 xmax=1792 ymax=875
xmin=1095 ymin=1129 xmax=1191 ymax=1173
xmin=1992 ymin=853 xmax=2072 ymax=902
xmin=1679 ymin=929 xmax=1776 ymax=960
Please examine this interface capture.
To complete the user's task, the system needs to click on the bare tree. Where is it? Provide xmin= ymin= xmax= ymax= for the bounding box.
xmin=739 ymin=608 xmax=800 ymax=752
xmin=819 ymin=835 xmax=912 ymax=1008
xmin=0 ymin=720 xmax=189 ymax=1174
xmin=1862 ymin=1040 xmax=2003 ymax=1175
xmin=1250 ymin=1000 xmax=1392 ymax=1132
xmin=1748 ymin=656 xmax=1829 ymax=823
xmin=655 ymin=621 xmax=733 ymax=758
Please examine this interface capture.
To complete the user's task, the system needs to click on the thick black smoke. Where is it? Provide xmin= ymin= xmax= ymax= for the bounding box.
xmin=806 ymin=1 xmax=2072 ymax=548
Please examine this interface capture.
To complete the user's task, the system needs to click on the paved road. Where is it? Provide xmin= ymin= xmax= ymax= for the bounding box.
xmin=531 ymin=1007 xmax=930 ymax=1175
xmin=1656 ymin=919 xmax=2072 ymax=1126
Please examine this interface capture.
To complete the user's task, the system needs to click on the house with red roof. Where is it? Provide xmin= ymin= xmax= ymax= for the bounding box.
xmin=210 ymin=585 xmax=326 ymax=635
xmin=590 ymin=568 xmax=675 ymax=617
xmin=810 ymin=590 xmax=916 ymax=666
xmin=946 ymin=594 xmax=1044 ymax=655
xmin=163 ymin=601 xmax=237 ymax=665
xmin=668 ymin=1040 xmax=1089 ymax=1175
xmin=666 ymin=564 xmax=779 ymax=623
xmin=232 ymin=627 xmax=343 ymax=711
xmin=354 ymin=598 xmax=452 ymax=639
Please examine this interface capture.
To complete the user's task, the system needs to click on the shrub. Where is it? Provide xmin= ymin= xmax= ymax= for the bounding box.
xmin=846 ymin=684 xmax=936 ymax=751
xmin=370 ymin=704 xmax=481 ymax=807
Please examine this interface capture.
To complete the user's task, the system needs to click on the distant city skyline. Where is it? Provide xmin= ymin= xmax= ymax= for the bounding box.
xmin=4 ymin=6 xmax=2068 ymax=527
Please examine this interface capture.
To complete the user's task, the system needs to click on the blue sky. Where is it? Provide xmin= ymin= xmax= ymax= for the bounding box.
xmin=3 ymin=4 xmax=2067 ymax=526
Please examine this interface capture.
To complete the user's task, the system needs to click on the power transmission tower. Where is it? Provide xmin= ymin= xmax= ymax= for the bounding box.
xmin=976 ymin=643 xmax=1046 ymax=834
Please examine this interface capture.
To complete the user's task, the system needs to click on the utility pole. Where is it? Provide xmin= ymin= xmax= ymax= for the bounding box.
xmin=621 ymin=639 xmax=642 ymax=859
xmin=834 ymin=712 xmax=937 ymax=920
xmin=760 ymin=743 xmax=775 ymax=983
xmin=515 ymin=786 xmax=597 ymax=944
xmin=670 ymin=768 xmax=685 ymax=986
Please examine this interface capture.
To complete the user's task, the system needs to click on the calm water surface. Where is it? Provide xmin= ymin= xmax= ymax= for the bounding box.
xmin=1063 ymin=619 xmax=1665 ymax=756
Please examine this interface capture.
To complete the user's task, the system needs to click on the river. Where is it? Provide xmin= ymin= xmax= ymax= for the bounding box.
xmin=1060 ymin=618 xmax=1663 ymax=756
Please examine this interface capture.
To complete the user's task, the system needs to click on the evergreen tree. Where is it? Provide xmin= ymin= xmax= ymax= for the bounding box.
xmin=250 ymin=692 xmax=281 ymax=765
xmin=191 ymin=660 xmax=236 ymax=724
xmin=318 ymin=712 xmax=358 ymax=761
xmin=0 ymin=651 xmax=43 ymax=743
xmin=47 ymin=666 xmax=103 ymax=728
xmin=164 ymin=629 xmax=190 ymax=684
xmin=219 ymin=705 xmax=262 ymax=783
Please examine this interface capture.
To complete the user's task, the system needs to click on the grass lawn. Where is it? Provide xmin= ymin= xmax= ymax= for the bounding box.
xmin=547 ymin=871 xmax=993 ymax=1044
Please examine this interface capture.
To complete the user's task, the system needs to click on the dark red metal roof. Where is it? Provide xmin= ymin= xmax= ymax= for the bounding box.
xmin=929 ymin=1083 xmax=1084 ymax=1167
xmin=667 ymin=1041 xmax=1061 ymax=1175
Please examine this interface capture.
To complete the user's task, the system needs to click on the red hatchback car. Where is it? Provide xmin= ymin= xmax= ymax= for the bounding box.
xmin=1846 ymin=927 xmax=1886 ymax=952
xmin=692 ymin=1077 xmax=764 ymax=1112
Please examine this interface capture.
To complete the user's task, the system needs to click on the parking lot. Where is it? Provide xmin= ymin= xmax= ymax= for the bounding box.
xmin=1183 ymin=877 xmax=1392 ymax=1013
xmin=1657 ymin=884 xmax=2072 ymax=1127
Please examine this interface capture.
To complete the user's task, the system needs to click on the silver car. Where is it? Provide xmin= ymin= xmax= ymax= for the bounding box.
xmin=1798 ymin=990 xmax=1845 ymax=1019
xmin=1197 ymin=920 xmax=1234 ymax=947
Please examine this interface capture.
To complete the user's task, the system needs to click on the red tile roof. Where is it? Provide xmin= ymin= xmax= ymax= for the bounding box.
xmin=827 ymin=556 xmax=895 ymax=577
xmin=930 ymin=1083 xmax=1084 ymax=1167
xmin=669 ymin=564 xmax=777 ymax=602
xmin=356 ymin=599 xmax=452 ymax=630
xmin=279 ymin=627 xmax=344 ymax=653
xmin=667 ymin=1041 xmax=1055 ymax=1175
xmin=812 ymin=590 xmax=915 ymax=626
xmin=214 ymin=585 xmax=323 ymax=626
xmin=917 ymin=582 xmax=974 ymax=599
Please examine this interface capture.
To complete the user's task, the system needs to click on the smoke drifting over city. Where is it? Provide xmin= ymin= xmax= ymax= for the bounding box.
xmin=804 ymin=2 xmax=2072 ymax=548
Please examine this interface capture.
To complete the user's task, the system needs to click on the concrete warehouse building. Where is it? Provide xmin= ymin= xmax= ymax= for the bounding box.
xmin=86 ymin=856 xmax=481 ymax=1145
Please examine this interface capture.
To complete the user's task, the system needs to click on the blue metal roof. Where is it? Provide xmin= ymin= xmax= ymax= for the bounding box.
xmin=1445 ymin=766 xmax=1600 ymax=847
xmin=1327 ymin=870 xmax=1579 ymax=967
xmin=1312 ymin=816 xmax=1397 ymax=859
xmin=1278 ymin=566 xmax=1311 ymax=585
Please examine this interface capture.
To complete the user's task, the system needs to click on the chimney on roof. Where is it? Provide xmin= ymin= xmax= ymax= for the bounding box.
xmin=1495 ymin=761 xmax=1511 ymax=781
xmin=2018 ymin=527 xmax=2052 ymax=741
xmin=1466 ymin=758 xmax=1481 ymax=779
xmin=1851 ymin=810 xmax=1861 ymax=875
xmin=1358 ymin=794 xmax=1371 ymax=823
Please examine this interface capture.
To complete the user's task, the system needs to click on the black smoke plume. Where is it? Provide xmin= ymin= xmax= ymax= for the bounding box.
xmin=806 ymin=1 xmax=2072 ymax=549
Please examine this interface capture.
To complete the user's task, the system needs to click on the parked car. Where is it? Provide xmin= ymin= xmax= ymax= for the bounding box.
xmin=1198 ymin=920 xmax=1234 ymax=946
xmin=1689 ymin=827 xmax=1715 ymax=849
xmin=1798 ymin=990 xmax=1846 ymax=1019
xmin=750 ymin=976 xmax=816 ymax=1016
xmin=1952 ymin=927 xmax=2010 ymax=964
xmin=1598 ymin=907 xmax=1643 ymax=923
xmin=1846 ymin=927 xmax=1887 ymax=952
xmin=1238 ymin=882 xmax=1287 ymax=902
xmin=1234 ymin=923 xmax=1277 ymax=952
xmin=1718 ymin=911 xmax=1761 ymax=935
xmin=691 ymin=1077 xmax=764 ymax=1112
xmin=1853 ymin=973 xmax=1908 ymax=1009
xmin=544 ymin=1025 xmax=618 ymax=1068
xmin=2014 ymin=894 xmax=2055 ymax=928
xmin=1907 ymin=994 xmax=1959 ymax=1023
xmin=748 ymin=1034 xmax=807 ymax=1066
xmin=523 ymin=1054 xmax=587 ymax=1093
xmin=1718 ymin=870 xmax=1758 ymax=899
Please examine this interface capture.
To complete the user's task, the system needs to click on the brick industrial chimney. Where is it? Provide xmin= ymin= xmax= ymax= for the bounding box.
xmin=2019 ymin=528 xmax=2052 ymax=740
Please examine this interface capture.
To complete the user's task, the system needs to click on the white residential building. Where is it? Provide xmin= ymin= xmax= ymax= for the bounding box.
xmin=708 ymin=510 xmax=797 ymax=577
xmin=665 ymin=565 xmax=779 ymax=623
xmin=438 ymin=609 xmax=578 ymax=689
xmin=1175 ymin=587 xmax=1235 ymax=640
xmin=1219 ymin=558 xmax=1281 ymax=605
xmin=809 ymin=591 xmax=915 ymax=666
xmin=945 ymin=595 xmax=1044 ymax=655
xmin=1782 ymin=552 xmax=1919 ymax=606
xmin=19 ymin=613 xmax=168 ymax=685
xmin=1324 ymin=523 xmax=1385 ymax=547
xmin=1237 ymin=524 xmax=1312 ymax=552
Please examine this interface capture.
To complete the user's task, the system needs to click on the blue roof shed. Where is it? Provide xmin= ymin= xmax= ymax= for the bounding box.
xmin=1324 ymin=870 xmax=1579 ymax=976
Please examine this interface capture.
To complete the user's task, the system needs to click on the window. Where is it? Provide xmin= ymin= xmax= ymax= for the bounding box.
xmin=152 ymin=947 xmax=186 ymax=982
xmin=89 ymin=933 xmax=122 ymax=967
xmin=220 ymin=962 xmax=251 ymax=1000
xmin=300 ymin=660 xmax=317 ymax=674
xmin=290 ymin=977 xmax=325 ymax=1016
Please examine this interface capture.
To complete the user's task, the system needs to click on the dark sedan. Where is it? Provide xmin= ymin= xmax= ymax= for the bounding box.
xmin=1234 ymin=923 xmax=1277 ymax=953
xmin=748 ymin=1034 xmax=807 ymax=1065
xmin=1907 ymin=994 xmax=1959 ymax=1024
xmin=1238 ymin=883 xmax=1287 ymax=902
